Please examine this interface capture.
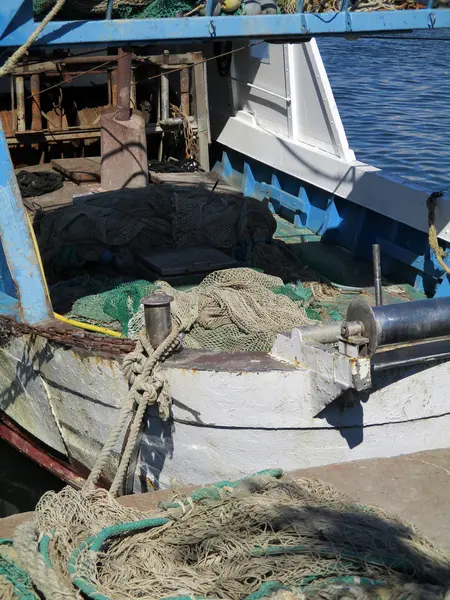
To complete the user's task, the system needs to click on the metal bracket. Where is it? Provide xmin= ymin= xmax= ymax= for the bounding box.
xmin=271 ymin=326 xmax=372 ymax=396
xmin=338 ymin=335 xmax=370 ymax=359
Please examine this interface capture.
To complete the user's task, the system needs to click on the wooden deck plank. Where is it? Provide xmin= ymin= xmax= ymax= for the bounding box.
xmin=149 ymin=170 xmax=237 ymax=194
xmin=51 ymin=157 xmax=101 ymax=184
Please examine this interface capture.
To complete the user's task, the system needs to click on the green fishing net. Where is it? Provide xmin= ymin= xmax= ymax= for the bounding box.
xmin=67 ymin=280 xmax=159 ymax=336
xmin=115 ymin=0 xmax=195 ymax=19
xmin=65 ymin=272 xmax=344 ymax=348
xmin=33 ymin=0 xmax=196 ymax=18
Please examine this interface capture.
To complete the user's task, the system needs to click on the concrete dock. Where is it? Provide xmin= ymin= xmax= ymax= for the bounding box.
xmin=1 ymin=448 xmax=449 ymax=549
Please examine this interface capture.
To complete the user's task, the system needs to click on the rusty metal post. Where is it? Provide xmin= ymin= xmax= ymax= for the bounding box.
xmin=101 ymin=48 xmax=148 ymax=190
xmin=110 ymin=68 xmax=118 ymax=105
xmin=180 ymin=67 xmax=190 ymax=116
xmin=115 ymin=48 xmax=132 ymax=121
xmin=131 ymin=68 xmax=137 ymax=109
xmin=15 ymin=76 xmax=25 ymax=132
xmin=10 ymin=76 xmax=16 ymax=132
xmin=30 ymin=74 xmax=42 ymax=131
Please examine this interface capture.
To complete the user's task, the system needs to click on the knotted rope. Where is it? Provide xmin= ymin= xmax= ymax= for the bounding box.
xmin=85 ymin=323 xmax=183 ymax=497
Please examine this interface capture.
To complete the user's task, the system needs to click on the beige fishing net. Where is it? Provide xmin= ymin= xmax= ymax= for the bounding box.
xmin=15 ymin=472 xmax=450 ymax=600
xmin=128 ymin=268 xmax=314 ymax=349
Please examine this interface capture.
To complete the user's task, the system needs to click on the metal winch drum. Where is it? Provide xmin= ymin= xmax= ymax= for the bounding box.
xmin=343 ymin=296 xmax=450 ymax=356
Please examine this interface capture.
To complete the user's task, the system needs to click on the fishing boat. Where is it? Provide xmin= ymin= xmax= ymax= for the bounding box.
xmin=0 ymin=0 xmax=450 ymax=495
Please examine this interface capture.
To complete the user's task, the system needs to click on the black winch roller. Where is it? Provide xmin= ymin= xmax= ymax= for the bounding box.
xmin=343 ymin=296 xmax=450 ymax=355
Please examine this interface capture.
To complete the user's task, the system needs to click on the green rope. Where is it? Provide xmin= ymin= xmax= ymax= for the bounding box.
xmin=38 ymin=532 xmax=54 ymax=568
xmin=67 ymin=518 xmax=169 ymax=600
xmin=159 ymin=468 xmax=283 ymax=509
xmin=250 ymin=545 xmax=418 ymax=575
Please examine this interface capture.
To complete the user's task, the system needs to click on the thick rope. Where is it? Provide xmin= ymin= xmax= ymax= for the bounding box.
xmin=427 ymin=191 xmax=450 ymax=276
xmin=83 ymin=393 xmax=135 ymax=490
xmin=13 ymin=521 xmax=76 ymax=600
xmin=0 ymin=0 xmax=67 ymax=78
xmin=85 ymin=324 xmax=182 ymax=495
xmin=109 ymin=394 xmax=149 ymax=497
xmin=109 ymin=328 xmax=181 ymax=496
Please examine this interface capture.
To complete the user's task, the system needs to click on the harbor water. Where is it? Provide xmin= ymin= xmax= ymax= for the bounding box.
xmin=319 ymin=30 xmax=450 ymax=190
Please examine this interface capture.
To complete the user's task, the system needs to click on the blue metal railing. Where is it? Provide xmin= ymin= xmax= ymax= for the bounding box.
xmin=0 ymin=0 xmax=450 ymax=46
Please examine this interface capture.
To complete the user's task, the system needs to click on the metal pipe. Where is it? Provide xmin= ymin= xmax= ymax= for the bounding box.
xmin=115 ymin=48 xmax=132 ymax=121
xmin=106 ymin=0 xmax=114 ymax=19
xmin=10 ymin=53 xmax=200 ymax=76
xmin=160 ymin=72 xmax=170 ymax=121
xmin=159 ymin=116 xmax=194 ymax=127
xmin=110 ymin=68 xmax=118 ymax=106
xmin=30 ymin=73 xmax=42 ymax=132
xmin=10 ymin=76 xmax=16 ymax=133
xmin=180 ymin=67 xmax=190 ymax=116
xmin=142 ymin=292 xmax=173 ymax=349
xmin=373 ymin=243 xmax=383 ymax=306
xmin=298 ymin=322 xmax=342 ymax=345
xmin=131 ymin=68 xmax=137 ymax=109
xmin=15 ymin=76 xmax=25 ymax=132
xmin=231 ymin=78 xmax=291 ymax=104
xmin=55 ymin=55 xmax=118 ymax=64
xmin=157 ymin=75 xmax=163 ymax=162
xmin=346 ymin=296 xmax=450 ymax=356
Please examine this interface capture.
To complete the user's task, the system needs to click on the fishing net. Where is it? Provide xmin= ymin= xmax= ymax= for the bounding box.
xmin=67 ymin=269 xmax=316 ymax=347
xmin=66 ymin=279 xmax=158 ymax=334
xmin=38 ymin=185 xmax=284 ymax=274
xmin=12 ymin=470 xmax=450 ymax=600
xmin=130 ymin=269 xmax=314 ymax=349
xmin=33 ymin=0 xmax=197 ymax=18
xmin=0 ymin=540 xmax=40 ymax=600
xmin=40 ymin=183 xmax=340 ymax=349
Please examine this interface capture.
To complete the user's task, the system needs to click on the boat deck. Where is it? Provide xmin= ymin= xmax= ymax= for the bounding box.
xmin=19 ymin=161 xmax=425 ymax=326
xmin=1 ymin=449 xmax=449 ymax=549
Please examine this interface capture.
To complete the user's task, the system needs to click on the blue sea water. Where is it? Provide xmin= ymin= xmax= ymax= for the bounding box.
xmin=318 ymin=30 xmax=450 ymax=190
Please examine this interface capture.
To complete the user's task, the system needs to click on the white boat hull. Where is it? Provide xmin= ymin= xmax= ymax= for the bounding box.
xmin=0 ymin=330 xmax=448 ymax=491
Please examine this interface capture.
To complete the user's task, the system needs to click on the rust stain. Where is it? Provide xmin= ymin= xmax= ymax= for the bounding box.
xmin=146 ymin=477 xmax=156 ymax=490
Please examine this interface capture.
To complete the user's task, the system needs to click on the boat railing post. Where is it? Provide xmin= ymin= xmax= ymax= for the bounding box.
xmin=373 ymin=243 xmax=383 ymax=307
xmin=142 ymin=292 xmax=174 ymax=349
xmin=0 ymin=120 xmax=53 ymax=323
